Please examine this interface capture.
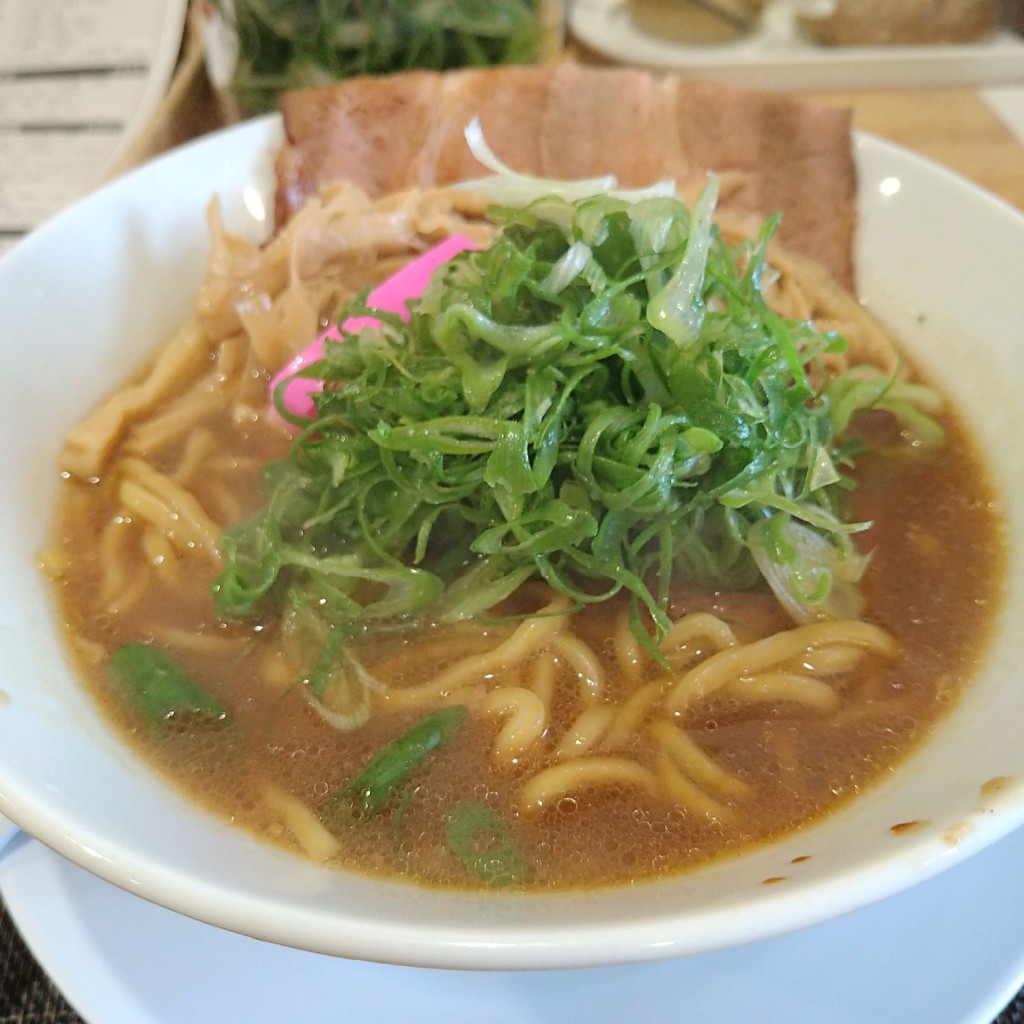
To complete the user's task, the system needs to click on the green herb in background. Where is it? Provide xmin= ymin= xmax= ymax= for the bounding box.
xmin=212 ymin=0 xmax=548 ymax=116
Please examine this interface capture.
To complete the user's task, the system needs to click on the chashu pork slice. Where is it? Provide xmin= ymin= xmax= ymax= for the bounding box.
xmin=275 ymin=64 xmax=857 ymax=289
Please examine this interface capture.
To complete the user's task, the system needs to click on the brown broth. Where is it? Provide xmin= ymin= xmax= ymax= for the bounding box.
xmin=47 ymin=394 xmax=1004 ymax=891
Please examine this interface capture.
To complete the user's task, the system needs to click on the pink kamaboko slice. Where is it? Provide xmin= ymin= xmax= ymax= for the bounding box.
xmin=269 ymin=234 xmax=479 ymax=423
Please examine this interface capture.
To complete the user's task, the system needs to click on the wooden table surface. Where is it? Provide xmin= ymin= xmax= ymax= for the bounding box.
xmin=806 ymin=87 xmax=1024 ymax=212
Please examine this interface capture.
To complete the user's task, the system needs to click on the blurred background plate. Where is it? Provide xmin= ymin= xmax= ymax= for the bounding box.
xmin=570 ymin=0 xmax=1024 ymax=90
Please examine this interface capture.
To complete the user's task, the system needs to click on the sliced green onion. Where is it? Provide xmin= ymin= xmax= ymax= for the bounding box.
xmin=748 ymin=516 xmax=869 ymax=623
xmin=108 ymin=643 xmax=229 ymax=728
xmin=458 ymin=117 xmax=676 ymax=206
xmin=333 ymin=706 xmax=468 ymax=815
xmin=214 ymin=170 xmax=947 ymax=661
xmin=646 ymin=174 xmax=719 ymax=347
xmin=445 ymin=802 xmax=530 ymax=885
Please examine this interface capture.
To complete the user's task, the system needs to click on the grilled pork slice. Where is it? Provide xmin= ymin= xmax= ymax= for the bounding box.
xmin=276 ymin=65 xmax=856 ymax=289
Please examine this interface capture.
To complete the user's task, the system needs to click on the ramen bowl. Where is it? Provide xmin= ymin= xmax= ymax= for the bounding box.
xmin=1 ymin=117 xmax=1023 ymax=970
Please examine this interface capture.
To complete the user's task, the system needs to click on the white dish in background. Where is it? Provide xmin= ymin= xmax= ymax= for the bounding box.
xmin=3 ymin=116 xmax=1024 ymax=971
xmin=3 ymin=827 xmax=1024 ymax=1024
xmin=570 ymin=0 xmax=1024 ymax=90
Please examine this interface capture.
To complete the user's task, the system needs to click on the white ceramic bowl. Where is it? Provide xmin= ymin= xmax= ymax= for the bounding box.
xmin=1 ymin=118 xmax=1023 ymax=970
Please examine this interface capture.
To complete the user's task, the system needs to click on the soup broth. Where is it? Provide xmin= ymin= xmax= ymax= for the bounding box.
xmin=45 ymin=180 xmax=1004 ymax=891
xmin=47 ymin=390 xmax=1002 ymax=889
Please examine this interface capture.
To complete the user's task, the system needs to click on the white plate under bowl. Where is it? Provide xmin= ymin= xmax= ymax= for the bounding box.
xmin=3 ymin=827 xmax=1024 ymax=1024
xmin=1 ymin=116 xmax=1024 ymax=970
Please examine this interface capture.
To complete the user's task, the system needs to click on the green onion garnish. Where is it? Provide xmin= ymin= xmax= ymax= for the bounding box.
xmin=332 ymin=705 xmax=468 ymax=815
xmin=445 ymin=802 xmax=530 ymax=886
xmin=108 ymin=643 xmax=229 ymax=728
